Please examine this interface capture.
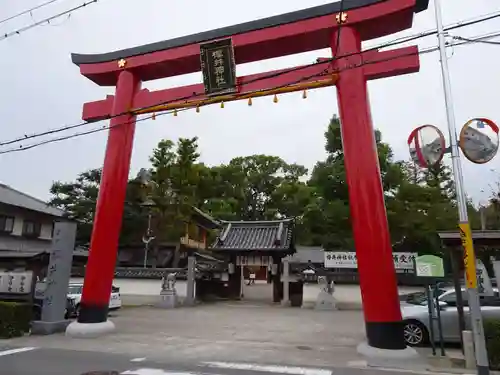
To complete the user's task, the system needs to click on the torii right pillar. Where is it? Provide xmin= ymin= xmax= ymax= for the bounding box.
xmin=332 ymin=27 xmax=422 ymax=365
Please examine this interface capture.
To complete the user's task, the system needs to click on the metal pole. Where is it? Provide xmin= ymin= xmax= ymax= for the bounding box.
xmin=434 ymin=283 xmax=446 ymax=357
xmin=143 ymin=241 xmax=149 ymax=268
xmin=143 ymin=213 xmax=152 ymax=268
xmin=426 ymin=284 xmax=437 ymax=356
xmin=240 ymin=262 xmax=244 ymax=298
xmin=450 ymin=250 xmax=466 ymax=353
xmin=186 ymin=254 xmax=196 ymax=305
xmin=434 ymin=1 xmax=489 ymax=374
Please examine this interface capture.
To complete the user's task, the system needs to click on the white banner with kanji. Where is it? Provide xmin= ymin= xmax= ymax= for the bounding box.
xmin=324 ymin=251 xmax=416 ymax=270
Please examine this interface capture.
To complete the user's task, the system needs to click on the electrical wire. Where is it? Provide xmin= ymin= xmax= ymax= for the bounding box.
xmin=452 ymin=35 xmax=500 ymax=46
xmin=0 ymin=0 xmax=65 ymax=25
xmin=31 ymin=11 xmax=72 ymax=28
xmin=1 ymin=0 xmax=98 ymax=41
xmin=448 ymin=30 xmax=500 ymax=47
xmin=0 ymin=26 xmax=457 ymax=146
xmin=364 ymin=9 xmax=500 ymax=50
xmin=0 ymin=28 xmax=434 ymax=148
xmin=0 ymin=38 xmax=471 ymax=156
xmin=1 ymin=11 xmax=500 ymax=149
xmin=0 ymin=69 xmax=337 ymax=154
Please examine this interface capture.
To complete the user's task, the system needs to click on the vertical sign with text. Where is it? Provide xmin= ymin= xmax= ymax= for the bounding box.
xmin=41 ymin=221 xmax=77 ymax=322
xmin=200 ymin=38 xmax=237 ymax=96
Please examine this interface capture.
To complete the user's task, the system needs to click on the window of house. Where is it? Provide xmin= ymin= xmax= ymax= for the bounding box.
xmin=0 ymin=215 xmax=15 ymax=233
xmin=22 ymin=220 xmax=42 ymax=238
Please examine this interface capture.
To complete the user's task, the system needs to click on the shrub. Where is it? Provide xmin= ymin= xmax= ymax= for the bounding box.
xmin=0 ymin=301 xmax=32 ymax=339
xmin=484 ymin=318 xmax=500 ymax=370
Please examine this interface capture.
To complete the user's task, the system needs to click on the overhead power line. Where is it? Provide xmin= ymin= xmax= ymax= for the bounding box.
xmin=372 ymin=9 xmax=500 ymax=49
xmin=1 ymin=31 xmax=497 ymax=156
xmin=0 ymin=28 xmax=432 ymax=148
xmin=0 ymin=0 xmax=65 ymax=25
xmin=452 ymin=34 xmax=500 ymax=46
xmin=0 ymin=10 xmax=499 ymax=150
xmin=1 ymin=0 xmax=98 ymax=41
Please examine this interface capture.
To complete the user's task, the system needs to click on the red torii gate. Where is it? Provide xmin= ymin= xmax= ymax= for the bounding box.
xmin=67 ymin=0 xmax=428 ymax=353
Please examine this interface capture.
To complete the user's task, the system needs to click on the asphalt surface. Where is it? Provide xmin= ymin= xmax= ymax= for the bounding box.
xmin=0 ymin=344 xmax=463 ymax=375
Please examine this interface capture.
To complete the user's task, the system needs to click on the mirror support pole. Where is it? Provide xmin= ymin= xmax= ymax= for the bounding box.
xmin=435 ymin=1 xmax=489 ymax=374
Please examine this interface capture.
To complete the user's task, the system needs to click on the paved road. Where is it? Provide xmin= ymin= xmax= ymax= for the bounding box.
xmin=0 ymin=345 xmax=458 ymax=375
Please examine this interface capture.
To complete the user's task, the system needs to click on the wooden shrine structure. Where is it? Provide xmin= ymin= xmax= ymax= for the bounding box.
xmin=211 ymin=219 xmax=296 ymax=301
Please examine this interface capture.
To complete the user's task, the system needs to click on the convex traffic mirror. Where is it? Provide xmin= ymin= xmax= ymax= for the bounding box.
xmin=407 ymin=125 xmax=446 ymax=168
xmin=459 ymin=118 xmax=499 ymax=165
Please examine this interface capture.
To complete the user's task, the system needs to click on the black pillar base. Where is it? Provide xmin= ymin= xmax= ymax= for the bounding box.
xmin=366 ymin=321 xmax=406 ymax=350
xmin=477 ymin=365 xmax=490 ymax=375
xmin=77 ymin=303 xmax=109 ymax=324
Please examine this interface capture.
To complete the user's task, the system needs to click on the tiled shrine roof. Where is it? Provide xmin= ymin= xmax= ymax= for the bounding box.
xmin=211 ymin=219 xmax=295 ymax=253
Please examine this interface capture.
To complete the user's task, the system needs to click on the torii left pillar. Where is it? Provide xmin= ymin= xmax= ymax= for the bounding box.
xmin=66 ymin=70 xmax=141 ymax=337
xmin=330 ymin=26 xmax=421 ymax=365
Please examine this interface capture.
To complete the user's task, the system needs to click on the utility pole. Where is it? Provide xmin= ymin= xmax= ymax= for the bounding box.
xmin=434 ymin=1 xmax=489 ymax=374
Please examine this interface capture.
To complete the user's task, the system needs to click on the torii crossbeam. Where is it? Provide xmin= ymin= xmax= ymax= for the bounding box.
xmin=66 ymin=0 xmax=429 ymax=358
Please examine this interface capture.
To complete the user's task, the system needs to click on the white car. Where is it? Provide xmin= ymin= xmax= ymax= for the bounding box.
xmin=68 ymin=283 xmax=122 ymax=316
xmin=401 ymin=286 xmax=500 ymax=346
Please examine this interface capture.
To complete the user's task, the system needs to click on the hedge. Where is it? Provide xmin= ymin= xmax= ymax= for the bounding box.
xmin=0 ymin=301 xmax=32 ymax=339
xmin=484 ymin=318 xmax=500 ymax=370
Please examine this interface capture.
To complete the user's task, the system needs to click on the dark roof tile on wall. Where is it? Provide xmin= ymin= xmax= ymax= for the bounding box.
xmin=212 ymin=219 xmax=295 ymax=252
xmin=0 ymin=183 xmax=66 ymax=218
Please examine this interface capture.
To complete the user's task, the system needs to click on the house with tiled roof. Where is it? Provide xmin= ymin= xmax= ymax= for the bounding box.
xmin=0 ymin=183 xmax=73 ymax=258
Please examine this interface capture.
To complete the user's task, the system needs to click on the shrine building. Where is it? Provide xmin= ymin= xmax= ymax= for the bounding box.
xmin=211 ymin=219 xmax=296 ymax=301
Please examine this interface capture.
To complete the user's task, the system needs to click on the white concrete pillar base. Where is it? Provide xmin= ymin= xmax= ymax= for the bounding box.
xmin=65 ymin=320 xmax=115 ymax=338
xmin=357 ymin=342 xmax=426 ymax=370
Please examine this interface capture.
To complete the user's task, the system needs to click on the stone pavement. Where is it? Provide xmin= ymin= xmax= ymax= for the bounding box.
xmin=2 ymin=303 xmax=463 ymax=372
xmin=6 ymin=304 xmax=367 ymax=367
xmin=0 ymin=303 xmax=475 ymax=374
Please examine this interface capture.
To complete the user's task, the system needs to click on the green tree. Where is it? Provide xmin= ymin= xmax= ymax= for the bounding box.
xmin=401 ymin=160 xmax=425 ymax=185
xmin=423 ymin=161 xmax=455 ymax=199
xmin=389 ymin=158 xmax=458 ymax=254
xmin=146 ymin=137 xmax=205 ymax=242
xmin=306 ymin=114 xmax=405 ymax=249
xmin=49 ymin=168 xmax=146 ymax=246
xmin=207 ymin=155 xmax=312 ymax=221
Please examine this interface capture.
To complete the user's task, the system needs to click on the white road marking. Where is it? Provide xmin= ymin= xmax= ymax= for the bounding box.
xmin=122 ymin=370 xmax=198 ymax=375
xmin=203 ymin=361 xmax=332 ymax=375
xmin=0 ymin=347 xmax=37 ymax=357
xmin=131 ymin=358 xmax=147 ymax=362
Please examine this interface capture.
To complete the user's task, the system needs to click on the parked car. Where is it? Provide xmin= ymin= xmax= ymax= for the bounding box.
xmin=33 ymin=281 xmax=76 ymax=320
xmin=401 ymin=286 xmax=500 ymax=346
xmin=32 ymin=296 xmax=76 ymax=321
xmin=67 ymin=283 xmax=122 ymax=316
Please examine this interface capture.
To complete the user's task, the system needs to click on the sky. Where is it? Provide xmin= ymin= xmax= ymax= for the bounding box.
xmin=0 ymin=0 xmax=499 ymax=205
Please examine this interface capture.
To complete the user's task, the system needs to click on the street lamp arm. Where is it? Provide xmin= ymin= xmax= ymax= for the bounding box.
xmin=142 ymin=235 xmax=155 ymax=244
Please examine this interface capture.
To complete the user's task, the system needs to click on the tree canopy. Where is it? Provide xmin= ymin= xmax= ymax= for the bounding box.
xmin=49 ymin=114 xmax=492 ymax=256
